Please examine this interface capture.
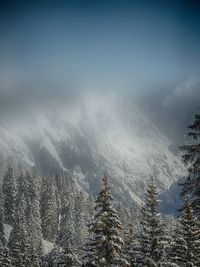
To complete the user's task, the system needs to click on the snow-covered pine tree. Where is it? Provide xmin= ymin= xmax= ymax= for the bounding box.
xmin=81 ymin=196 xmax=95 ymax=266
xmin=30 ymin=247 xmax=41 ymax=267
xmin=2 ymin=164 xmax=15 ymax=225
xmin=0 ymin=191 xmax=9 ymax=265
xmin=83 ymin=175 xmax=130 ymax=267
xmin=56 ymin=173 xmax=79 ymax=251
xmin=40 ymin=176 xmax=59 ymax=242
xmin=45 ymin=244 xmax=61 ymax=267
xmin=123 ymin=224 xmax=138 ymax=267
xmin=56 ymin=245 xmax=81 ymax=267
xmin=74 ymin=191 xmax=88 ymax=257
xmin=57 ymin=191 xmax=76 ymax=250
xmin=1 ymin=247 xmax=12 ymax=267
xmin=169 ymin=196 xmax=200 ymax=266
xmin=180 ymin=111 xmax=200 ymax=217
xmin=84 ymin=195 xmax=95 ymax=228
xmin=116 ymin=202 xmax=130 ymax=241
xmin=8 ymin=175 xmax=31 ymax=266
xmin=137 ymin=177 xmax=167 ymax=267
xmin=0 ymin=239 xmax=4 ymax=266
xmin=26 ymin=171 xmax=43 ymax=260
xmin=163 ymin=215 xmax=178 ymax=266
xmin=0 ymin=186 xmax=6 ymax=247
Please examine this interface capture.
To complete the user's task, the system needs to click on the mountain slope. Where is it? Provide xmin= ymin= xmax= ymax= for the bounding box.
xmin=137 ymin=79 xmax=200 ymax=147
xmin=0 ymin=93 xmax=185 ymax=203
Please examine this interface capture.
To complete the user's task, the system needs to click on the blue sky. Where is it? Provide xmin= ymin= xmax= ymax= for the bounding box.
xmin=0 ymin=0 xmax=200 ymax=96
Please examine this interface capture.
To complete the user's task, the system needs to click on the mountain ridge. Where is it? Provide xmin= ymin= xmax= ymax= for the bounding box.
xmin=0 ymin=92 xmax=185 ymax=203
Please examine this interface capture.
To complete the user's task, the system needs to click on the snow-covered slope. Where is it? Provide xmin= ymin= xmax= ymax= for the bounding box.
xmin=0 ymin=93 xmax=185 ymax=203
xmin=137 ymin=79 xmax=200 ymax=146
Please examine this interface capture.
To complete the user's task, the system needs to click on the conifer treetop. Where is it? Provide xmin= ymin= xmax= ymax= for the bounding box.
xmin=103 ymin=174 xmax=109 ymax=190
xmin=83 ymin=174 xmax=130 ymax=267
xmin=179 ymin=110 xmax=200 ymax=216
xmin=170 ymin=194 xmax=200 ymax=266
xmin=188 ymin=112 xmax=200 ymax=139
xmin=137 ymin=176 xmax=167 ymax=266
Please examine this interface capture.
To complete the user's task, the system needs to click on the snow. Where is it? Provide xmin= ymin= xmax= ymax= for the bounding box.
xmin=42 ymin=239 xmax=54 ymax=255
xmin=4 ymin=224 xmax=12 ymax=241
xmin=0 ymin=92 xmax=185 ymax=204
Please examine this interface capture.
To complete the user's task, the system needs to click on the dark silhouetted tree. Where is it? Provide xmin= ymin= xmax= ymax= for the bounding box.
xmin=180 ymin=111 xmax=200 ymax=217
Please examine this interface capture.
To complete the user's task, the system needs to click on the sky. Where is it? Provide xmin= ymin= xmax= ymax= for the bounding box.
xmin=0 ymin=0 xmax=200 ymax=109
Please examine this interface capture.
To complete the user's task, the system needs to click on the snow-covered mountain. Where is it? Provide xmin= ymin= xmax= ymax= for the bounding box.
xmin=0 ymin=92 xmax=185 ymax=203
xmin=137 ymin=79 xmax=200 ymax=147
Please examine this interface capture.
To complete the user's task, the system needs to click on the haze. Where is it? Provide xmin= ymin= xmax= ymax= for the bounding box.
xmin=0 ymin=0 xmax=200 ymax=139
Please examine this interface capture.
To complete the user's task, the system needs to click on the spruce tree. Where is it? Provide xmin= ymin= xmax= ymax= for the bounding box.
xmin=169 ymin=196 xmax=200 ymax=266
xmin=180 ymin=111 xmax=200 ymax=217
xmin=10 ymin=172 xmax=42 ymax=267
xmin=137 ymin=177 xmax=167 ymax=267
xmin=0 ymin=239 xmax=5 ymax=266
xmin=1 ymin=247 xmax=12 ymax=267
xmin=0 ymin=186 xmax=6 ymax=247
xmin=40 ymin=176 xmax=59 ymax=242
xmin=58 ymin=192 xmax=76 ymax=249
xmin=2 ymin=164 xmax=15 ymax=225
xmin=84 ymin=195 xmax=95 ymax=228
xmin=45 ymin=244 xmax=61 ymax=267
xmin=26 ymin=171 xmax=43 ymax=259
xmin=56 ymin=174 xmax=79 ymax=251
xmin=83 ymin=175 xmax=130 ymax=267
xmin=74 ymin=191 xmax=88 ymax=257
xmin=8 ymin=180 xmax=31 ymax=267
xmin=123 ymin=224 xmax=137 ymax=267
xmin=56 ymin=245 xmax=81 ymax=267
xmin=163 ymin=216 xmax=178 ymax=266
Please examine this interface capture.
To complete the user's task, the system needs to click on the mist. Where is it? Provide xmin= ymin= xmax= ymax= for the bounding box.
xmin=0 ymin=0 xmax=200 ymax=142
xmin=1 ymin=3 xmax=200 ymax=264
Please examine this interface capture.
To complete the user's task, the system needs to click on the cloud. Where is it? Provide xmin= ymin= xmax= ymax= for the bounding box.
xmin=0 ymin=75 xmax=81 ymax=120
xmin=137 ymin=79 xmax=200 ymax=146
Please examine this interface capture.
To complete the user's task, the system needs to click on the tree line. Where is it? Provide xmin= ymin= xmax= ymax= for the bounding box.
xmin=0 ymin=110 xmax=200 ymax=266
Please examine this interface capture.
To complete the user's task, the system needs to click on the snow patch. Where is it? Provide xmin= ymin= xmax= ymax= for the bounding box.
xmin=4 ymin=224 xmax=12 ymax=242
xmin=42 ymin=239 xmax=54 ymax=255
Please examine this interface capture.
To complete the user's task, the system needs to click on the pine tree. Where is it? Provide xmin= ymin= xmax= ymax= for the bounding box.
xmin=137 ymin=177 xmax=167 ymax=267
xmin=0 ymin=239 xmax=5 ymax=266
xmin=180 ymin=111 xmax=200 ymax=217
xmin=163 ymin=215 xmax=178 ymax=266
xmin=2 ymin=164 xmax=15 ymax=225
xmin=123 ymin=224 xmax=137 ymax=267
xmin=45 ymin=244 xmax=61 ymax=267
xmin=84 ymin=195 xmax=95 ymax=229
xmin=83 ymin=175 xmax=130 ymax=267
xmin=1 ymin=247 xmax=12 ymax=267
xmin=56 ymin=245 xmax=81 ymax=267
xmin=57 ymin=174 xmax=78 ymax=249
xmin=58 ymin=192 xmax=76 ymax=249
xmin=26 ymin=171 xmax=43 ymax=259
xmin=9 ymin=172 xmax=42 ymax=267
xmin=169 ymin=196 xmax=200 ymax=266
xmin=30 ymin=248 xmax=41 ymax=267
xmin=116 ymin=202 xmax=133 ymax=233
xmin=8 ymin=178 xmax=31 ymax=267
xmin=74 ymin=191 xmax=88 ymax=257
xmin=0 ymin=186 xmax=6 ymax=247
xmin=40 ymin=176 xmax=59 ymax=242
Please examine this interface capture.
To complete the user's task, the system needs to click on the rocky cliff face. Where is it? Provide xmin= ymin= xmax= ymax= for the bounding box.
xmin=0 ymin=92 xmax=185 ymax=203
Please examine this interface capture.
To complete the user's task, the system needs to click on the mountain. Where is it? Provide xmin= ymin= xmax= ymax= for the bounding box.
xmin=0 ymin=92 xmax=185 ymax=204
xmin=137 ymin=79 xmax=200 ymax=148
